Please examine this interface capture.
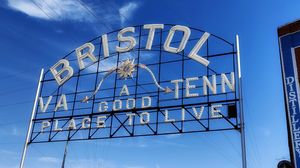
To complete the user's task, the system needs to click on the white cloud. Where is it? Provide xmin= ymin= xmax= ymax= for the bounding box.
xmin=165 ymin=134 xmax=181 ymax=139
xmin=6 ymin=0 xmax=139 ymax=25
xmin=34 ymin=154 xmax=154 ymax=168
xmin=123 ymin=166 xmax=145 ymax=168
xmin=119 ymin=2 xmax=139 ymax=25
xmin=0 ymin=149 xmax=17 ymax=156
xmin=67 ymin=158 xmax=149 ymax=168
xmin=38 ymin=156 xmax=60 ymax=163
xmin=7 ymin=0 xmax=94 ymax=21
xmin=84 ymin=58 xmax=117 ymax=73
xmin=12 ymin=126 xmax=21 ymax=136
xmin=0 ymin=125 xmax=24 ymax=137
xmin=7 ymin=0 xmax=48 ymax=19
xmin=67 ymin=159 xmax=116 ymax=168
xmin=153 ymin=140 xmax=188 ymax=148
xmin=84 ymin=51 xmax=155 ymax=74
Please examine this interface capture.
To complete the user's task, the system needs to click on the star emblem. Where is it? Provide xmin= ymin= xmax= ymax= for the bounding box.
xmin=117 ymin=59 xmax=136 ymax=79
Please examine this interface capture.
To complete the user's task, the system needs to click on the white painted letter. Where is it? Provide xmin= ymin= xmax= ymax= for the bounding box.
xmin=76 ymin=43 xmax=97 ymax=70
xmin=186 ymin=77 xmax=199 ymax=97
xmin=50 ymin=59 xmax=74 ymax=85
xmin=188 ymin=32 xmax=210 ymax=66
xmin=192 ymin=106 xmax=205 ymax=119
xmin=164 ymin=110 xmax=175 ymax=122
xmin=120 ymin=85 xmax=130 ymax=96
xmin=126 ymin=98 xmax=135 ymax=109
xmin=41 ymin=121 xmax=50 ymax=133
xmin=140 ymin=112 xmax=150 ymax=124
xmin=203 ymin=75 xmax=217 ymax=95
xmin=99 ymin=102 xmax=108 ymax=112
xmin=68 ymin=118 xmax=76 ymax=130
xmin=221 ymin=72 xmax=235 ymax=93
xmin=142 ymin=96 xmax=152 ymax=108
xmin=164 ymin=25 xmax=191 ymax=53
xmin=113 ymin=100 xmax=122 ymax=111
xmin=127 ymin=113 xmax=136 ymax=126
xmin=54 ymin=94 xmax=68 ymax=111
xmin=171 ymin=79 xmax=184 ymax=99
xmin=211 ymin=104 xmax=222 ymax=118
xmin=102 ymin=34 xmax=110 ymax=57
xmin=82 ymin=117 xmax=91 ymax=129
xmin=143 ymin=24 xmax=164 ymax=50
xmin=287 ymin=77 xmax=295 ymax=85
xmin=182 ymin=108 xmax=185 ymax=121
xmin=39 ymin=96 xmax=52 ymax=112
xmin=54 ymin=119 xmax=62 ymax=131
xmin=97 ymin=116 xmax=107 ymax=128
xmin=116 ymin=27 xmax=136 ymax=53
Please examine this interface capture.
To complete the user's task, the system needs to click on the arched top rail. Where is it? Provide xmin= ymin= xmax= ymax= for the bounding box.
xmin=44 ymin=24 xmax=235 ymax=75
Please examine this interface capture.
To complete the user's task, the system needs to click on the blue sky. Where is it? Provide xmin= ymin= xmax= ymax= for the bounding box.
xmin=0 ymin=0 xmax=299 ymax=168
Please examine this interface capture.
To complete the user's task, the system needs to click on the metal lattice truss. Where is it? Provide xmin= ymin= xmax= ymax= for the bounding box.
xmin=29 ymin=24 xmax=240 ymax=143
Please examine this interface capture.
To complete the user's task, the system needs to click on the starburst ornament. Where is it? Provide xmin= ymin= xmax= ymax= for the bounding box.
xmin=117 ymin=59 xmax=136 ymax=79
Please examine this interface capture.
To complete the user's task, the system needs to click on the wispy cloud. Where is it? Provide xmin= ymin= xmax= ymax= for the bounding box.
xmin=153 ymin=139 xmax=188 ymax=148
xmin=0 ymin=66 xmax=37 ymax=82
xmin=165 ymin=134 xmax=181 ymax=139
xmin=0 ymin=149 xmax=17 ymax=156
xmin=0 ymin=125 xmax=24 ymax=137
xmin=27 ymin=155 xmax=158 ymax=168
xmin=67 ymin=158 xmax=152 ymax=168
xmin=67 ymin=158 xmax=116 ymax=168
xmin=119 ymin=2 xmax=139 ymax=25
xmin=12 ymin=126 xmax=21 ymax=136
xmin=0 ymin=149 xmax=19 ymax=168
xmin=6 ymin=0 xmax=139 ymax=25
xmin=260 ymin=127 xmax=271 ymax=137
xmin=38 ymin=156 xmax=60 ymax=163
xmin=123 ymin=166 xmax=145 ymax=168
xmin=7 ymin=0 xmax=93 ymax=21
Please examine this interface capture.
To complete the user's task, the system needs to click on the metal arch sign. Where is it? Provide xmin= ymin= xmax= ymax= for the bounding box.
xmin=29 ymin=24 xmax=241 ymax=143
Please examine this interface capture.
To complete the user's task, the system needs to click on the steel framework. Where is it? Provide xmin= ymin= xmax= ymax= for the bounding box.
xmin=28 ymin=24 xmax=241 ymax=143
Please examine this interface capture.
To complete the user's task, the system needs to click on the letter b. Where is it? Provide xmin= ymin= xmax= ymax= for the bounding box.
xmin=50 ymin=59 xmax=74 ymax=85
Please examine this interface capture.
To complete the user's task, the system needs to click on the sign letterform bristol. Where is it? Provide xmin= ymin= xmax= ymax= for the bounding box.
xmin=30 ymin=24 xmax=240 ymax=143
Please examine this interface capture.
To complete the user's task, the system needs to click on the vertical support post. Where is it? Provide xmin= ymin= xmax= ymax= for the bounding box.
xmin=61 ymin=141 xmax=69 ymax=168
xmin=236 ymin=35 xmax=247 ymax=168
xmin=20 ymin=68 xmax=44 ymax=168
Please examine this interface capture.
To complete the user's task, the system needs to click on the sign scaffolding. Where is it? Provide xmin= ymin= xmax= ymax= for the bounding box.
xmin=20 ymin=24 xmax=245 ymax=167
